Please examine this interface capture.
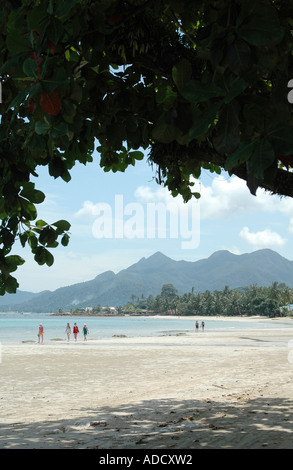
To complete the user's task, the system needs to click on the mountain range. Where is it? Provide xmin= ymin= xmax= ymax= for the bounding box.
xmin=1 ymin=249 xmax=293 ymax=313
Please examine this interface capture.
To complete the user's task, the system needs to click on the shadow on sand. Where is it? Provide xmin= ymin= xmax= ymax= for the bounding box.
xmin=1 ymin=395 xmax=293 ymax=449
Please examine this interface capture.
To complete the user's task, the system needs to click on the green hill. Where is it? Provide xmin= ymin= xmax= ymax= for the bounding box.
xmin=1 ymin=249 xmax=293 ymax=312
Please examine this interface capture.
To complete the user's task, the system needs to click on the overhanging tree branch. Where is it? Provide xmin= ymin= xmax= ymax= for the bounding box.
xmin=0 ymin=0 xmax=293 ymax=293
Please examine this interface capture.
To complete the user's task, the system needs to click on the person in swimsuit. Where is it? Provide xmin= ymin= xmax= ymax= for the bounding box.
xmin=83 ymin=324 xmax=89 ymax=341
xmin=38 ymin=324 xmax=44 ymax=343
xmin=73 ymin=323 xmax=79 ymax=341
xmin=65 ymin=323 xmax=71 ymax=342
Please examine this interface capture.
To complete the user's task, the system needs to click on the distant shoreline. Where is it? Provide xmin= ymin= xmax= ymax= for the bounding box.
xmin=1 ymin=311 xmax=293 ymax=322
xmin=50 ymin=312 xmax=293 ymax=322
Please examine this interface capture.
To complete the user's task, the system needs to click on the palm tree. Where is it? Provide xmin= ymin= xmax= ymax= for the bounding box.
xmin=268 ymin=282 xmax=281 ymax=303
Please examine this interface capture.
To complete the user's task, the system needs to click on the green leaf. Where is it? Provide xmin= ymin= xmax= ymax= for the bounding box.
xmin=19 ymin=232 xmax=28 ymax=248
xmin=35 ymin=219 xmax=48 ymax=228
xmin=156 ymin=86 xmax=177 ymax=108
xmin=172 ymin=59 xmax=192 ymax=90
xmin=52 ymin=220 xmax=71 ymax=232
xmin=243 ymin=103 xmax=266 ymax=132
xmin=27 ymin=5 xmax=48 ymax=31
xmin=8 ymin=88 xmax=30 ymax=110
xmin=61 ymin=233 xmax=70 ymax=246
xmin=248 ymin=139 xmax=275 ymax=179
xmin=268 ymin=127 xmax=293 ymax=155
xmin=4 ymin=275 xmax=19 ymax=294
xmin=35 ymin=121 xmax=51 ymax=135
xmin=62 ymin=99 xmax=77 ymax=123
xmin=238 ymin=3 xmax=284 ymax=46
xmin=152 ymin=112 xmax=181 ymax=143
xmin=129 ymin=151 xmax=144 ymax=160
xmin=20 ymin=199 xmax=37 ymax=221
xmin=39 ymin=226 xmax=57 ymax=246
xmin=236 ymin=0 xmax=257 ymax=28
xmin=52 ymin=122 xmax=69 ymax=138
xmin=55 ymin=0 xmax=79 ymax=17
xmin=223 ymin=78 xmax=248 ymax=104
xmin=47 ymin=0 xmax=54 ymax=15
xmin=47 ymin=17 xmax=64 ymax=44
xmin=34 ymin=247 xmax=46 ymax=265
xmin=6 ymin=30 xmax=31 ymax=53
xmin=188 ymin=103 xmax=221 ymax=141
xmin=225 ymin=140 xmax=256 ymax=171
xmin=45 ymin=249 xmax=54 ymax=267
xmin=28 ymin=233 xmax=38 ymax=250
xmin=61 ymin=169 xmax=71 ymax=182
xmin=213 ymin=103 xmax=240 ymax=154
xmin=7 ymin=8 xmax=24 ymax=33
xmin=42 ymin=68 xmax=69 ymax=93
xmin=33 ymin=247 xmax=55 ymax=266
xmin=180 ymin=80 xmax=224 ymax=103
xmin=23 ymin=58 xmax=38 ymax=79
xmin=225 ymin=40 xmax=251 ymax=73
xmin=20 ymin=182 xmax=45 ymax=204
xmin=5 ymin=255 xmax=25 ymax=273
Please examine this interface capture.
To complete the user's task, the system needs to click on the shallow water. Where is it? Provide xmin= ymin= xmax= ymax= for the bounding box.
xmin=0 ymin=313 xmax=290 ymax=344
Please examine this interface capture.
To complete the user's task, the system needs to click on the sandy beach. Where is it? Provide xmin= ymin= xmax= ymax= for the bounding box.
xmin=0 ymin=316 xmax=293 ymax=449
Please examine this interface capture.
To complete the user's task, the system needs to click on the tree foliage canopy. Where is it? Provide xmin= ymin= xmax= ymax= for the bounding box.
xmin=127 ymin=282 xmax=293 ymax=317
xmin=1 ymin=0 xmax=293 ymax=293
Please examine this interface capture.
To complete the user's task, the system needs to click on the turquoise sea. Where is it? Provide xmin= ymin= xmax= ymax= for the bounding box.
xmin=0 ymin=313 xmax=291 ymax=344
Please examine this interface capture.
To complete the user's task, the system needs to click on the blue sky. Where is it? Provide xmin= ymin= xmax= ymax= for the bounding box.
xmin=13 ymin=149 xmax=293 ymax=293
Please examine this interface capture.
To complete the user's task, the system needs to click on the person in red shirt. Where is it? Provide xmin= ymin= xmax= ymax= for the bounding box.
xmin=73 ymin=323 xmax=79 ymax=342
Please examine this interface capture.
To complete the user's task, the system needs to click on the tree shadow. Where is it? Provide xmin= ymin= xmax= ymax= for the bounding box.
xmin=1 ymin=395 xmax=293 ymax=449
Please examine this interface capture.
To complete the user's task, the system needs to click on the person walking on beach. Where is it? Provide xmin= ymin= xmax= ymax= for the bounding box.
xmin=73 ymin=323 xmax=79 ymax=341
xmin=38 ymin=323 xmax=44 ymax=343
xmin=201 ymin=321 xmax=205 ymax=332
xmin=83 ymin=323 xmax=89 ymax=341
xmin=65 ymin=323 xmax=71 ymax=342
xmin=195 ymin=321 xmax=199 ymax=331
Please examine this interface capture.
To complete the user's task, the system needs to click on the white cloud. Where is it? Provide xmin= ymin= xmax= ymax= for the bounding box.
xmin=134 ymin=185 xmax=199 ymax=216
xmin=73 ymin=175 xmax=293 ymax=251
xmin=74 ymin=175 xmax=289 ymax=224
xmin=134 ymin=176 xmax=278 ymax=221
xmin=198 ymin=176 xmax=280 ymax=219
xmin=274 ymin=197 xmax=293 ymax=234
xmin=137 ymin=176 xmax=293 ymax=240
xmin=239 ymin=226 xmax=286 ymax=249
xmin=288 ymin=219 xmax=293 ymax=234
xmin=134 ymin=185 xmax=169 ymax=204
xmin=74 ymin=200 xmax=101 ymax=219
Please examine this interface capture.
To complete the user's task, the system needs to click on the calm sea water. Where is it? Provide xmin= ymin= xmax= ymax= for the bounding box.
xmin=0 ymin=313 xmax=290 ymax=344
